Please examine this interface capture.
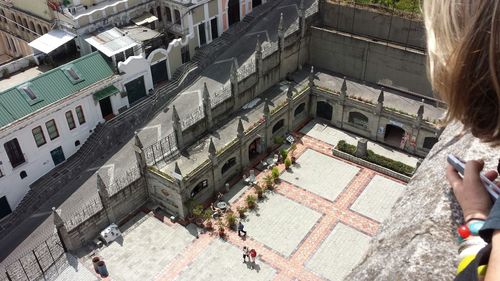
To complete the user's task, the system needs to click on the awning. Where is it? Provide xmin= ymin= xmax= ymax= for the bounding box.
xmin=132 ymin=12 xmax=158 ymax=26
xmin=29 ymin=29 xmax=76 ymax=54
xmin=84 ymin=27 xmax=138 ymax=57
xmin=94 ymin=85 xmax=120 ymax=101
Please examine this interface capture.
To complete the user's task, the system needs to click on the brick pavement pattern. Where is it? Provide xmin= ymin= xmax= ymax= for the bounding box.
xmin=82 ymin=122 xmax=408 ymax=281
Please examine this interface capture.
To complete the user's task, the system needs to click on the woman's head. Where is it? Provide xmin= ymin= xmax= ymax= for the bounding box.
xmin=423 ymin=0 xmax=500 ymax=144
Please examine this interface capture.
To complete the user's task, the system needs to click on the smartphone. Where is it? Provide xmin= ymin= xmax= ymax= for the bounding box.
xmin=447 ymin=154 xmax=499 ymax=200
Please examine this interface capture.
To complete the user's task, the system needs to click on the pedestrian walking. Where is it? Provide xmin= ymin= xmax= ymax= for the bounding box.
xmin=242 ymin=246 xmax=249 ymax=263
xmin=238 ymin=221 xmax=247 ymax=237
xmin=249 ymin=248 xmax=257 ymax=269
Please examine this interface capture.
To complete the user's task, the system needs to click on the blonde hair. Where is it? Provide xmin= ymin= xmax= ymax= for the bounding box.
xmin=423 ymin=0 xmax=500 ymax=144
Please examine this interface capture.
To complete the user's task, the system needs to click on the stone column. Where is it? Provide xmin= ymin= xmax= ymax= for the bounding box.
xmin=230 ymin=59 xmax=239 ymax=110
xmin=277 ymin=12 xmax=285 ymax=79
xmin=338 ymin=77 xmax=347 ymax=127
xmin=287 ymin=85 xmax=294 ymax=131
xmin=410 ymin=103 xmax=425 ymax=153
xmin=97 ymin=172 xmax=116 ymax=224
xmin=52 ymin=207 xmax=75 ymax=251
xmin=355 ymin=138 xmax=368 ymax=158
xmin=237 ymin=117 xmax=245 ymax=169
xmin=263 ymin=99 xmax=271 ymax=151
xmin=297 ymin=0 xmax=306 ymax=70
xmin=255 ymin=35 xmax=263 ymax=79
xmin=202 ymin=82 xmax=213 ymax=129
xmin=374 ymin=88 xmax=384 ymax=140
xmin=134 ymin=133 xmax=146 ymax=174
xmin=172 ymin=105 xmax=184 ymax=150
xmin=207 ymin=139 xmax=220 ymax=194
xmin=308 ymin=66 xmax=317 ymax=118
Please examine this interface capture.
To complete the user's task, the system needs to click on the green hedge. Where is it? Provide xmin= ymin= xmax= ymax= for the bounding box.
xmin=336 ymin=140 xmax=415 ymax=176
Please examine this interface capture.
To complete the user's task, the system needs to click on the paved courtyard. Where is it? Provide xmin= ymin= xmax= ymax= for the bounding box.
xmin=90 ymin=213 xmax=195 ymax=281
xmin=78 ymin=121 xmax=407 ymax=281
xmin=281 ymin=149 xmax=360 ymax=202
xmin=242 ymin=193 xmax=322 ymax=257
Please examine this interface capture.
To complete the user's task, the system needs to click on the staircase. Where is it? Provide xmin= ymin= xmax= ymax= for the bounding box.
xmin=0 ymin=0 xmax=285 ymax=240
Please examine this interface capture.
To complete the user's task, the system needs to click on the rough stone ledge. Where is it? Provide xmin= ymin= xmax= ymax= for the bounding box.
xmin=346 ymin=121 xmax=498 ymax=280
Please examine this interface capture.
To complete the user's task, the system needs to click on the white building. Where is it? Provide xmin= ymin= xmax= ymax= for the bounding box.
xmin=0 ymin=52 xmax=126 ymax=219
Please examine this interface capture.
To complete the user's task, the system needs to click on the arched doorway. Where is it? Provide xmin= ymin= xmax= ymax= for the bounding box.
xmin=272 ymin=119 xmax=284 ymax=134
xmin=316 ymin=101 xmax=333 ymax=121
xmin=384 ymin=124 xmax=406 ymax=148
xmin=228 ymin=0 xmax=240 ymax=26
xmin=423 ymin=137 xmax=438 ymax=150
xmin=252 ymin=0 xmax=262 ymax=8
xmin=248 ymin=137 xmax=261 ymax=160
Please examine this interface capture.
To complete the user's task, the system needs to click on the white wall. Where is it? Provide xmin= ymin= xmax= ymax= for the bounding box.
xmin=0 ymin=92 xmax=102 ymax=211
xmin=118 ymin=55 xmax=154 ymax=94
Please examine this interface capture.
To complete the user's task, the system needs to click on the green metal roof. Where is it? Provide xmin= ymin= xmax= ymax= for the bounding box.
xmin=94 ymin=85 xmax=120 ymax=101
xmin=0 ymin=52 xmax=114 ymax=129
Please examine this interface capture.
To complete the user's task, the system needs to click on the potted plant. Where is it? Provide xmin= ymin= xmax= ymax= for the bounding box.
xmin=280 ymin=149 xmax=288 ymax=163
xmin=217 ymin=219 xmax=225 ymax=238
xmin=284 ymin=158 xmax=292 ymax=169
xmin=271 ymin=167 xmax=280 ymax=183
xmin=246 ymin=195 xmax=257 ymax=209
xmin=237 ymin=206 xmax=247 ymax=218
xmin=255 ymin=185 xmax=264 ymax=199
xmin=192 ymin=204 xmax=204 ymax=226
xmin=264 ymin=174 xmax=274 ymax=190
xmin=203 ymin=209 xmax=213 ymax=229
xmin=226 ymin=211 xmax=237 ymax=230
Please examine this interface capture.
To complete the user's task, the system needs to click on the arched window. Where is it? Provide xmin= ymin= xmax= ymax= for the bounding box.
xmin=29 ymin=21 xmax=35 ymax=33
xmin=0 ymin=10 xmax=6 ymax=23
xmin=174 ymin=10 xmax=181 ymax=24
xmin=190 ymin=179 xmax=208 ymax=198
xmin=20 ymin=171 xmax=27 ymax=179
xmin=165 ymin=7 xmax=172 ymax=22
xmin=15 ymin=15 xmax=21 ymax=29
xmin=348 ymin=111 xmax=369 ymax=128
xmin=5 ymin=36 xmax=12 ymax=51
xmin=294 ymin=103 xmax=305 ymax=117
xmin=10 ymin=38 xmax=17 ymax=53
xmin=221 ymin=157 xmax=236 ymax=175
xmin=42 ymin=26 xmax=48 ymax=34
xmin=36 ymin=24 xmax=42 ymax=34
xmin=156 ymin=6 xmax=162 ymax=22
xmin=423 ymin=137 xmax=438 ymax=150
xmin=22 ymin=18 xmax=27 ymax=30
xmin=272 ymin=119 xmax=285 ymax=134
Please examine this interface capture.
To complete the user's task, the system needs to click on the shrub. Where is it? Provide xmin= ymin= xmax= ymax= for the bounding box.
xmin=264 ymin=174 xmax=274 ymax=189
xmin=365 ymin=150 xmax=415 ymax=176
xmin=284 ymin=158 xmax=292 ymax=169
xmin=271 ymin=167 xmax=280 ymax=180
xmin=226 ymin=212 xmax=237 ymax=228
xmin=280 ymin=148 xmax=288 ymax=161
xmin=336 ymin=140 xmax=415 ymax=176
xmin=237 ymin=206 xmax=247 ymax=218
xmin=246 ymin=195 xmax=257 ymax=209
xmin=192 ymin=204 xmax=204 ymax=218
xmin=255 ymin=185 xmax=264 ymax=199
xmin=202 ymin=209 xmax=213 ymax=221
xmin=336 ymin=140 xmax=356 ymax=154
xmin=273 ymin=136 xmax=284 ymax=145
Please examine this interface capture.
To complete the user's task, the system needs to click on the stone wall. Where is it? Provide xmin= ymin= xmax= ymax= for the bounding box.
xmin=61 ymin=177 xmax=148 ymax=250
xmin=320 ymin=1 xmax=425 ymax=50
xmin=346 ymin=121 xmax=498 ymax=280
xmin=309 ymin=26 xmax=431 ymax=96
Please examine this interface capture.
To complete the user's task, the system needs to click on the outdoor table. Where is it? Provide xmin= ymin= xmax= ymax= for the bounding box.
xmin=216 ymin=201 xmax=228 ymax=211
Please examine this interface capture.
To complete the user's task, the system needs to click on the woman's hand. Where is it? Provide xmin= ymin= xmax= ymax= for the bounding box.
xmin=446 ymin=160 xmax=498 ymax=222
